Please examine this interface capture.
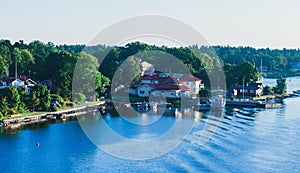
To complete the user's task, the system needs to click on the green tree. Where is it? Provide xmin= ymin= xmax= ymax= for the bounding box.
xmin=224 ymin=61 xmax=258 ymax=88
xmin=224 ymin=63 xmax=238 ymax=88
xmin=112 ymin=56 xmax=141 ymax=87
xmin=44 ymin=51 xmax=77 ymax=99
xmin=29 ymin=84 xmax=51 ymax=111
xmin=10 ymin=47 xmax=21 ymax=76
xmin=0 ymin=97 xmax=10 ymax=116
xmin=238 ymin=61 xmax=259 ymax=85
xmin=0 ymin=55 xmax=8 ymax=76
xmin=95 ymin=72 xmax=110 ymax=97
xmin=263 ymin=85 xmax=274 ymax=95
xmin=18 ymin=49 xmax=34 ymax=76
xmin=73 ymin=52 xmax=107 ymax=100
xmin=274 ymin=76 xmax=286 ymax=94
xmin=0 ymin=86 xmax=21 ymax=110
xmin=0 ymin=40 xmax=12 ymax=66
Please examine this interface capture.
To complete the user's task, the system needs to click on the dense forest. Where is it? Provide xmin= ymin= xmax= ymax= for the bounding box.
xmin=0 ymin=39 xmax=299 ymax=116
xmin=58 ymin=42 xmax=300 ymax=78
xmin=1 ymin=40 xmax=299 ymax=90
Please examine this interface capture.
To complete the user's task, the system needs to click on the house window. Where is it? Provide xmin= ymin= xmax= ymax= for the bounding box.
xmin=186 ymin=82 xmax=189 ymax=85
xmin=171 ymin=92 xmax=176 ymax=96
xmin=240 ymin=89 xmax=247 ymax=93
xmin=139 ymin=90 xmax=145 ymax=94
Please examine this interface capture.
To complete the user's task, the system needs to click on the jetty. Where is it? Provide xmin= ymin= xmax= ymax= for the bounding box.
xmin=0 ymin=102 xmax=104 ymax=130
xmin=226 ymin=99 xmax=281 ymax=108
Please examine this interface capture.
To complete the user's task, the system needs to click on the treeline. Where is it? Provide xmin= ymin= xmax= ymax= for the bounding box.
xmin=1 ymin=40 xmax=298 ymax=103
xmin=79 ymin=42 xmax=223 ymax=85
xmin=2 ymin=40 xmax=298 ymax=90
xmin=211 ymin=46 xmax=300 ymax=73
xmin=59 ymin=42 xmax=300 ymax=81
xmin=0 ymin=40 xmax=110 ymax=101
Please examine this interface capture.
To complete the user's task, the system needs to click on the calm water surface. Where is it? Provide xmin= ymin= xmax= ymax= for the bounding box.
xmin=1 ymin=78 xmax=300 ymax=173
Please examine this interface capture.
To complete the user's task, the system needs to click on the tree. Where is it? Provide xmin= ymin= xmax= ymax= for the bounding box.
xmin=0 ymin=55 xmax=8 ymax=76
xmin=44 ymin=51 xmax=77 ymax=99
xmin=224 ymin=61 xmax=259 ymax=88
xmin=95 ymin=72 xmax=110 ymax=97
xmin=0 ymin=86 xmax=21 ymax=110
xmin=274 ymin=76 xmax=286 ymax=94
xmin=10 ymin=47 xmax=21 ymax=76
xmin=73 ymin=52 xmax=106 ymax=99
xmin=29 ymin=84 xmax=51 ymax=111
xmin=0 ymin=97 xmax=10 ymax=116
xmin=0 ymin=40 xmax=12 ymax=66
xmin=18 ymin=49 xmax=34 ymax=76
xmin=28 ymin=40 xmax=51 ymax=79
xmin=238 ymin=61 xmax=259 ymax=85
xmin=112 ymin=56 xmax=141 ymax=87
xmin=224 ymin=63 xmax=238 ymax=88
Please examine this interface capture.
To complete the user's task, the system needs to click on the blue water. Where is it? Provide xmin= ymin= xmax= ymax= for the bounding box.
xmin=1 ymin=78 xmax=300 ymax=172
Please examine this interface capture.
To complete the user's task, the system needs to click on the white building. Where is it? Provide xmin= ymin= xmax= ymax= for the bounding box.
xmin=129 ymin=72 xmax=204 ymax=98
xmin=0 ymin=76 xmax=37 ymax=93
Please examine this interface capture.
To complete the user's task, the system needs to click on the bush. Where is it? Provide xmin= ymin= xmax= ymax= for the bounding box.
xmin=51 ymin=94 xmax=65 ymax=106
xmin=9 ymin=109 xmax=19 ymax=115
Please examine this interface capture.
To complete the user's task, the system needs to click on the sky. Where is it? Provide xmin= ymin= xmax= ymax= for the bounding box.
xmin=1 ymin=0 xmax=300 ymax=49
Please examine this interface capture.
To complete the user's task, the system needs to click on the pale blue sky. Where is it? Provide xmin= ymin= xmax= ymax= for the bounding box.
xmin=1 ymin=0 xmax=300 ymax=48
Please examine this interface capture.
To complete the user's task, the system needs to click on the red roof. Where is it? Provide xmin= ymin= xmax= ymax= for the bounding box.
xmin=0 ymin=76 xmax=37 ymax=86
xmin=140 ymin=74 xmax=174 ymax=83
xmin=140 ymin=73 xmax=201 ymax=83
xmin=1 ymin=76 xmax=29 ymax=83
xmin=178 ymin=74 xmax=201 ymax=82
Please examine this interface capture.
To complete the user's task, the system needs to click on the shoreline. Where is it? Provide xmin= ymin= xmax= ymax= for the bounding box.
xmin=0 ymin=102 xmax=104 ymax=130
xmin=1 ymin=92 xmax=295 ymax=131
